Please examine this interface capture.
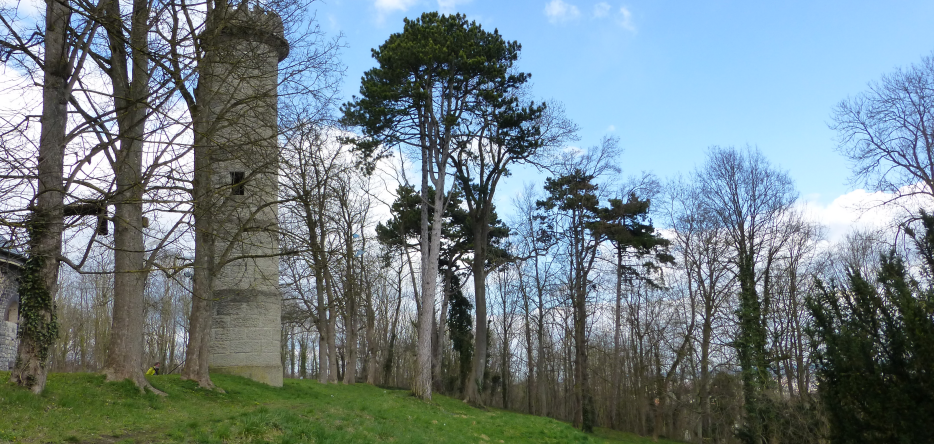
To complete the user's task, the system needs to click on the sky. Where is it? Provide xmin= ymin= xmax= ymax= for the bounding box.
xmin=1 ymin=0 xmax=932 ymax=242
xmin=314 ymin=0 xmax=934 ymax=238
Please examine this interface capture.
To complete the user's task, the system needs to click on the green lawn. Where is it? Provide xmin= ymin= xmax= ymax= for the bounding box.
xmin=0 ymin=372 xmax=680 ymax=444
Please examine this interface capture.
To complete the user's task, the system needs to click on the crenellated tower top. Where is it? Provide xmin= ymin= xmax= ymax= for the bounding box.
xmin=204 ymin=1 xmax=289 ymax=62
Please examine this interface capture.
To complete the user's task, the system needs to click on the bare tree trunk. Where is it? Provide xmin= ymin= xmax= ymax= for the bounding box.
xmin=383 ymin=263 xmax=403 ymax=384
xmin=180 ymin=10 xmax=221 ymax=387
xmin=519 ymin=270 xmax=535 ymax=414
xmin=288 ymin=328 xmax=296 ymax=378
xmin=365 ymin=285 xmax=378 ymax=384
xmin=101 ymin=0 xmax=157 ymax=392
xmin=699 ymin=308 xmax=712 ymax=442
xmin=341 ymin=218 xmax=357 ymax=384
xmin=312 ymin=219 xmax=329 ymax=383
xmin=501 ymin=312 xmax=510 ymax=410
xmin=10 ymin=0 xmax=71 ymax=395
xmin=535 ymin=265 xmax=548 ymax=417
xmin=573 ymin=286 xmax=595 ymax=432
xmin=571 ymin=237 xmax=596 ymax=433
xmin=413 ymin=152 xmax=447 ymax=400
xmin=315 ymin=280 xmax=328 ymax=383
xmin=343 ymin=320 xmax=356 ymax=384
xmin=327 ymin=293 xmax=338 ymax=384
xmin=181 ymin=184 xmax=216 ymax=389
xmin=465 ymin=211 xmax=491 ymax=405
xmin=611 ymin=251 xmax=624 ymax=429
xmin=302 ymin=333 xmax=309 ymax=378
xmin=342 ymin=288 xmax=356 ymax=384
xmin=432 ymin=268 xmax=450 ymax=391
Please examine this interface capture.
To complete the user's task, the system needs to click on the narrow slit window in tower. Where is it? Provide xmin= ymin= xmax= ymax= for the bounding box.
xmin=231 ymin=171 xmax=246 ymax=195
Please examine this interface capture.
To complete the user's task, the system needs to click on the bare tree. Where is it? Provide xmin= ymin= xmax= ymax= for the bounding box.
xmin=662 ymin=176 xmax=736 ymax=441
xmin=831 ymin=52 xmax=934 ymax=209
xmin=3 ymin=0 xmax=73 ymax=394
xmin=696 ymin=146 xmax=797 ymax=444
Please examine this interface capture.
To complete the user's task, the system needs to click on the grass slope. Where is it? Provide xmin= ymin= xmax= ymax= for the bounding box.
xmin=0 ymin=372 xmax=680 ymax=444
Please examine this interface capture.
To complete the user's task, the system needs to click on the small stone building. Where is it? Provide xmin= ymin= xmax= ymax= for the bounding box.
xmin=0 ymin=236 xmax=24 ymax=370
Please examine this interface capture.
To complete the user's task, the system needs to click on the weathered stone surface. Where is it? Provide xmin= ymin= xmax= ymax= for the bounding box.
xmin=0 ymin=321 xmax=17 ymax=370
xmin=202 ymin=3 xmax=287 ymax=387
xmin=0 ymin=244 xmax=23 ymax=370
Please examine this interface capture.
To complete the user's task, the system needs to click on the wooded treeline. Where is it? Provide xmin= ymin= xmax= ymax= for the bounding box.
xmin=2 ymin=2 xmax=933 ymax=443
xmin=38 ymin=139 xmax=921 ymax=443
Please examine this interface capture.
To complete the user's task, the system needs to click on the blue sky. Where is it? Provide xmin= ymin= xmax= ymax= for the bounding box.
xmin=316 ymin=0 xmax=934 ymax=209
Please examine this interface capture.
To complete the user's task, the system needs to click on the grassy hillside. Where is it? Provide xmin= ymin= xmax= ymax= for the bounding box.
xmin=0 ymin=372 xmax=680 ymax=444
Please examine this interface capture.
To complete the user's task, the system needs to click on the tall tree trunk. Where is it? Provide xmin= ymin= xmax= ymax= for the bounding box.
xmin=520 ymin=271 xmax=535 ymax=414
xmin=699 ymin=308 xmax=712 ymax=442
xmin=571 ymin=228 xmax=596 ymax=433
xmin=327 ymin=293 xmax=338 ymax=384
xmin=535 ymin=262 xmax=547 ymax=417
xmin=180 ymin=0 xmax=224 ymax=391
xmin=383 ymin=265 xmax=403 ymax=384
xmin=501 ymin=311 xmax=510 ymax=410
xmin=364 ymin=275 xmax=378 ymax=384
xmin=300 ymin=333 xmax=308 ymax=378
xmin=413 ymin=152 xmax=446 ymax=400
xmin=181 ymin=186 xmax=216 ymax=388
xmin=465 ymin=212 xmax=490 ymax=405
xmin=432 ymin=267 xmax=450 ymax=391
xmin=342 ymin=224 xmax=357 ymax=385
xmin=313 ymin=219 xmax=329 ymax=383
xmin=101 ymin=0 xmax=156 ymax=391
xmin=10 ymin=0 xmax=71 ymax=394
xmin=611 ymin=250 xmax=624 ymax=429
xmin=573 ymin=287 xmax=595 ymax=432
xmin=288 ymin=329 xmax=296 ymax=378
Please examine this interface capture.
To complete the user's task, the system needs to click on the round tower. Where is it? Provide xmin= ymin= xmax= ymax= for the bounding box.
xmin=199 ymin=1 xmax=288 ymax=387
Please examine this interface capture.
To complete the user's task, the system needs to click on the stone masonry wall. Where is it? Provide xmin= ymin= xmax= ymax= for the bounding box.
xmin=0 ymin=321 xmax=16 ymax=370
xmin=0 ymin=258 xmax=21 ymax=370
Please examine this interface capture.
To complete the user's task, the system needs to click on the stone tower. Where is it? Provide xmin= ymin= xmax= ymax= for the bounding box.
xmin=200 ymin=1 xmax=288 ymax=386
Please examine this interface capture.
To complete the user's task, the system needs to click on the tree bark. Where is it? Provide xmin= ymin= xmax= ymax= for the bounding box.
xmin=611 ymin=250 xmax=624 ymax=429
xmin=327 ymin=286 xmax=338 ymax=383
xmin=101 ymin=0 xmax=157 ymax=391
xmin=364 ymin=280 xmax=378 ymax=385
xmin=413 ymin=145 xmax=448 ymax=400
xmin=535 ymin=260 xmax=548 ymax=417
xmin=312 ymin=212 xmax=329 ymax=383
xmin=465 ymin=209 xmax=491 ymax=405
xmin=383 ymin=262 xmax=404 ymax=385
xmin=432 ymin=275 xmax=449 ymax=392
xmin=9 ymin=0 xmax=71 ymax=395
xmin=519 ymin=269 xmax=535 ymax=415
xmin=180 ymin=7 xmax=222 ymax=388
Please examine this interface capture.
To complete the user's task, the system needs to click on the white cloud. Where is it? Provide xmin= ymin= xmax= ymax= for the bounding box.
xmin=617 ymin=6 xmax=636 ymax=32
xmin=799 ymin=185 xmax=934 ymax=243
xmin=374 ymin=0 xmax=418 ymax=15
xmin=437 ymin=0 xmax=471 ymax=13
xmin=544 ymin=0 xmax=581 ymax=24
xmin=593 ymin=2 xmax=611 ymax=18
xmin=0 ymin=0 xmax=43 ymax=18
